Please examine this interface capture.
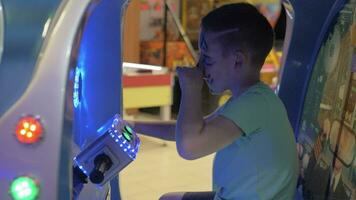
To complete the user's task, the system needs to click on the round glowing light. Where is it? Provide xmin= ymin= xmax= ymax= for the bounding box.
xmin=23 ymin=123 xmax=30 ymax=129
xmin=20 ymin=130 xmax=26 ymax=135
xmin=26 ymin=132 xmax=33 ymax=138
xmin=15 ymin=116 xmax=43 ymax=144
xmin=29 ymin=125 xmax=36 ymax=132
xmin=10 ymin=176 xmax=39 ymax=200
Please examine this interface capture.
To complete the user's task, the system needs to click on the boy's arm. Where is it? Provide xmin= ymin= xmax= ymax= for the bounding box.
xmin=132 ymin=120 xmax=176 ymax=141
xmin=176 ymin=67 xmax=243 ymax=160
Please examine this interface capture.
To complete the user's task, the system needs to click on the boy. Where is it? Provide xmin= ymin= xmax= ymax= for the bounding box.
xmin=134 ymin=3 xmax=298 ymax=200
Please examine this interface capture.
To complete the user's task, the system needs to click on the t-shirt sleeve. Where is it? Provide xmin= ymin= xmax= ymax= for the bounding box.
xmin=218 ymin=92 xmax=267 ymax=136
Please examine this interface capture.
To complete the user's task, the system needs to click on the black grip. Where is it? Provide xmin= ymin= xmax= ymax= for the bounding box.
xmin=89 ymin=153 xmax=113 ymax=184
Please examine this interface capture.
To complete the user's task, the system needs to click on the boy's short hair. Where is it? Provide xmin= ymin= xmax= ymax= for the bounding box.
xmin=201 ymin=3 xmax=274 ymax=68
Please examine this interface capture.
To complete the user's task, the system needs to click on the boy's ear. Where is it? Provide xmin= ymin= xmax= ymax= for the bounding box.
xmin=234 ymin=50 xmax=245 ymax=69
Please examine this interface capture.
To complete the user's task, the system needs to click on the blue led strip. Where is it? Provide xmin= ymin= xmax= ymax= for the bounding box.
xmin=73 ymin=156 xmax=88 ymax=176
xmin=78 ymin=164 xmax=88 ymax=176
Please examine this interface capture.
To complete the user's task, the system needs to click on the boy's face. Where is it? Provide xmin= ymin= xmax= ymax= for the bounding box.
xmin=198 ymin=30 xmax=238 ymax=94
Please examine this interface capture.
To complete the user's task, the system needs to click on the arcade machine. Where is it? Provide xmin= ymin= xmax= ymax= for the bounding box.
xmin=278 ymin=0 xmax=356 ymax=199
xmin=0 ymin=0 xmax=140 ymax=199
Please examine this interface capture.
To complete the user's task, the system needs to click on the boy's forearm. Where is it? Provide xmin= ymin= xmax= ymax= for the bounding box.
xmin=134 ymin=121 xmax=176 ymax=141
xmin=176 ymin=89 xmax=204 ymax=148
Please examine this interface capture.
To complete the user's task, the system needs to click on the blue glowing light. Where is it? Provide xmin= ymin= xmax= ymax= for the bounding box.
xmin=73 ymin=67 xmax=83 ymax=108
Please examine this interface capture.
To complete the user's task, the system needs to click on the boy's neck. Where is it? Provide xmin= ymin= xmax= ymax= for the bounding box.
xmin=231 ymin=78 xmax=260 ymax=98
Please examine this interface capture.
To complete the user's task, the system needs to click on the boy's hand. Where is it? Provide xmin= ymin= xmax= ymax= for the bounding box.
xmin=176 ymin=66 xmax=204 ymax=92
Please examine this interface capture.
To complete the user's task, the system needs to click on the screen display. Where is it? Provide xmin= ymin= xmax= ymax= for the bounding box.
xmin=297 ymin=2 xmax=356 ymax=199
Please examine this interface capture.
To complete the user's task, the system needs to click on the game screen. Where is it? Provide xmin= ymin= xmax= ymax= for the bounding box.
xmin=297 ymin=1 xmax=356 ymax=199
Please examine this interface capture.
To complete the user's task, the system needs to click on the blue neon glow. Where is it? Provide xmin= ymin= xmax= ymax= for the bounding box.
xmin=73 ymin=67 xmax=83 ymax=108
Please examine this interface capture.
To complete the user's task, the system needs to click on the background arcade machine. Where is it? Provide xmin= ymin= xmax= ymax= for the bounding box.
xmin=278 ymin=0 xmax=356 ymax=199
xmin=0 ymin=0 xmax=139 ymax=199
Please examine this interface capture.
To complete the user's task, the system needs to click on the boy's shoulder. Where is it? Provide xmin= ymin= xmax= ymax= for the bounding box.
xmin=220 ymin=82 xmax=283 ymax=117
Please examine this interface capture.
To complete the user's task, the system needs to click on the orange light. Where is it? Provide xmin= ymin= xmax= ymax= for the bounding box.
xmin=15 ymin=116 xmax=43 ymax=144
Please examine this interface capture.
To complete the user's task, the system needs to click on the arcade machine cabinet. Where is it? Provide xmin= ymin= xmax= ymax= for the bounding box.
xmin=0 ymin=0 xmax=138 ymax=199
xmin=278 ymin=0 xmax=355 ymax=199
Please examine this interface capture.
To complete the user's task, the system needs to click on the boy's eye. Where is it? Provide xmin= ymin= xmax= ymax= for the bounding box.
xmin=198 ymin=53 xmax=214 ymax=66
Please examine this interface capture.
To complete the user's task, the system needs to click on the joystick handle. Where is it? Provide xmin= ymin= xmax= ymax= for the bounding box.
xmin=89 ymin=153 xmax=113 ymax=184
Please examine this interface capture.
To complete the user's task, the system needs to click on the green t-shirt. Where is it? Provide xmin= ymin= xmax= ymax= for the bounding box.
xmin=213 ymin=82 xmax=298 ymax=200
